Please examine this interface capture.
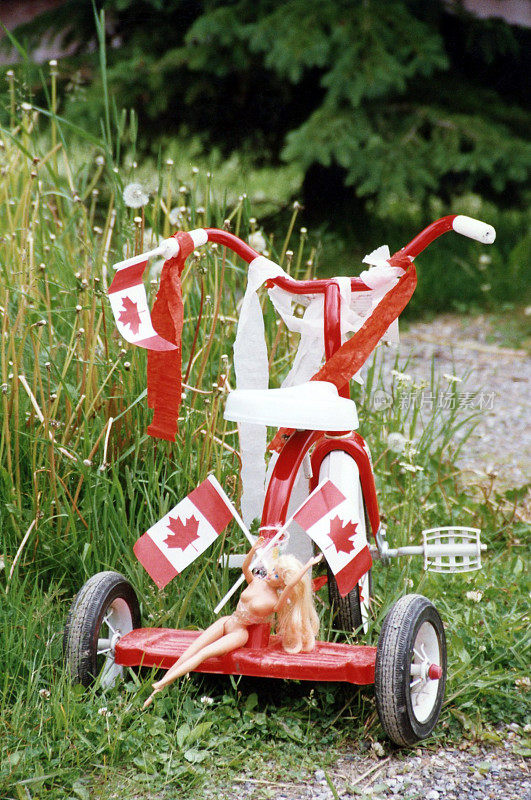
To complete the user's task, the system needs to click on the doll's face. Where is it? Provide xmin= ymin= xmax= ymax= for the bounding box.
xmin=265 ymin=566 xmax=283 ymax=588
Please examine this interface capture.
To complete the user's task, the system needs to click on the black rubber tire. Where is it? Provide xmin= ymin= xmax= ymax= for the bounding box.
xmin=327 ymin=565 xmax=372 ymax=634
xmin=374 ymin=594 xmax=447 ymax=746
xmin=63 ymin=571 xmax=141 ymax=687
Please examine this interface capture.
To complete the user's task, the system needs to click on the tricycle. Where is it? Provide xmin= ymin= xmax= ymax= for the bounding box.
xmin=64 ymin=214 xmax=493 ymax=745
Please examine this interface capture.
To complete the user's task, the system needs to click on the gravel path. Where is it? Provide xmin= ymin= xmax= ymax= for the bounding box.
xmin=369 ymin=314 xmax=530 ymax=495
xmin=222 ymin=737 xmax=529 ymax=800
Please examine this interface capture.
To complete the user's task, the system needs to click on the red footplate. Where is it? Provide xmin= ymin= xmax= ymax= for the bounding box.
xmin=115 ymin=627 xmax=376 ymax=685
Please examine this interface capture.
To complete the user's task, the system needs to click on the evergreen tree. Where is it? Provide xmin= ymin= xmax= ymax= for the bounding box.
xmin=8 ymin=0 xmax=530 ymax=223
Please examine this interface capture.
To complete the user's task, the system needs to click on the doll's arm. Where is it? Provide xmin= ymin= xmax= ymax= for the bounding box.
xmin=242 ymin=536 xmax=265 ymax=584
xmin=274 ymin=553 xmax=323 ymax=612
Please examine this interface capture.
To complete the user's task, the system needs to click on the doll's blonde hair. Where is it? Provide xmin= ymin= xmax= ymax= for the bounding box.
xmin=275 ymin=554 xmax=320 ymax=654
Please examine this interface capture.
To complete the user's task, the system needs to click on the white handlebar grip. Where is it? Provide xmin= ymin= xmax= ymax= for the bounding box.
xmin=452 ymin=215 xmax=496 ymax=244
xmin=159 ymin=237 xmax=180 ymax=260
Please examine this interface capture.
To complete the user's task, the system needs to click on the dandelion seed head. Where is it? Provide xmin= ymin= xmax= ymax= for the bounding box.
xmin=387 ymin=432 xmax=408 ymax=453
xmin=169 ymin=207 xmax=181 ymax=225
xmin=249 ymin=230 xmax=267 ymax=254
xmin=123 ymin=182 xmax=149 ymax=208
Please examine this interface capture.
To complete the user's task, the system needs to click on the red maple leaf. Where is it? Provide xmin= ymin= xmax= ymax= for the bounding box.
xmin=328 ymin=515 xmax=358 ymax=555
xmin=164 ymin=515 xmax=200 ymax=550
xmin=118 ymin=296 xmax=142 ymax=335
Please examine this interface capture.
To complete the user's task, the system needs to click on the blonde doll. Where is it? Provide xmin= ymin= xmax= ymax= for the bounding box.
xmin=143 ymin=537 xmax=322 ymax=708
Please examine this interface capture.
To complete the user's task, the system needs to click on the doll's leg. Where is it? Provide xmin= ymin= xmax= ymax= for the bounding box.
xmin=143 ymin=627 xmax=248 ymax=708
xmin=154 ymin=627 xmax=249 ymax=689
xmin=172 ymin=616 xmax=230 ymax=669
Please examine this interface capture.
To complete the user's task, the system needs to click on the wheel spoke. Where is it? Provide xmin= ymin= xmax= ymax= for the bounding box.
xmin=102 ymin=613 xmax=117 ymax=635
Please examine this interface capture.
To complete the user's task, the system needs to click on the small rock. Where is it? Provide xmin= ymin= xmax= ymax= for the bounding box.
xmin=426 ymin=791 xmax=440 ymax=800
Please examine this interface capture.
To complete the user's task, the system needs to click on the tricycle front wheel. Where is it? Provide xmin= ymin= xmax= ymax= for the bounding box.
xmin=374 ymin=594 xmax=447 ymax=746
xmin=63 ymin=571 xmax=141 ymax=688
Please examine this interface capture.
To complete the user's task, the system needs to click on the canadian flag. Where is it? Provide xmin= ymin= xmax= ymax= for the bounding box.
xmin=293 ymin=479 xmax=372 ymax=597
xmin=134 ymin=475 xmax=236 ymax=588
xmin=107 ymin=260 xmax=176 ymax=351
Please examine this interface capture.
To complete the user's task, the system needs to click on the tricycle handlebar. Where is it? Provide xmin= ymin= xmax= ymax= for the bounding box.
xmin=112 ymin=214 xmax=496 ymax=277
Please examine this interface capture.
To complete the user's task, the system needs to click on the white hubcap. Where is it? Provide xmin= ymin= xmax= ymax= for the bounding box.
xmin=97 ymin=598 xmax=133 ymax=688
xmin=409 ymin=621 xmax=441 ymax=723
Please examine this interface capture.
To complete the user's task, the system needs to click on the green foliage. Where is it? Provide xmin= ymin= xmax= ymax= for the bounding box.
xmin=8 ymin=1 xmax=530 ymax=228
xmin=0 ymin=42 xmax=529 ymax=800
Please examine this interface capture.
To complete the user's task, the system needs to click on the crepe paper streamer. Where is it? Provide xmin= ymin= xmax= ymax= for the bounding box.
xmin=268 ymin=253 xmax=417 ymax=452
xmin=232 ymin=256 xmax=286 ymax=525
xmin=232 ymin=248 xmax=408 ymax=523
xmin=107 ymin=260 xmax=177 ymax=351
xmin=146 ymin=231 xmax=195 ymax=441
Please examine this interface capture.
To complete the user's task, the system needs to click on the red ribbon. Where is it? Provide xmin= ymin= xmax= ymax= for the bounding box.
xmin=146 ymin=231 xmax=194 ymax=441
xmin=269 ymin=254 xmax=417 ymax=452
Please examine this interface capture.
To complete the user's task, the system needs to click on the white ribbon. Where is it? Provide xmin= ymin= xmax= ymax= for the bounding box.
xmin=232 ymin=248 xmax=404 ymax=526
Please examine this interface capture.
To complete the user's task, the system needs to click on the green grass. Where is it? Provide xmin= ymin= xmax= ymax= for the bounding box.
xmin=0 ymin=62 xmax=530 ymax=800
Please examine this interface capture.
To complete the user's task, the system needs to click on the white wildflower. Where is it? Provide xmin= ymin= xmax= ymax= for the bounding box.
xmin=479 ymin=254 xmax=491 ymax=265
xmin=515 ymin=677 xmax=530 ymax=690
xmin=98 ymin=706 xmax=112 ymax=717
xmin=387 ymin=432 xmax=408 ymax=453
xmin=443 ymin=374 xmax=463 ymax=384
xmin=466 ymin=590 xmax=483 ymax=603
xmin=371 ymin=741 xmax=385 ymax=758
xmin=391 ymin=369 xmax=412 ymax=383
xmin=39 ymin=688 xmax=51 ymax=699
xmin=200 ymin=695 xmax=214 ymax=705
xmin=123 ymin=182 xmax=149 ymax=209
xmin=248 ymin=230 xmax=267 ymax=254
xmin=399 ymin=462 xmax=423 ymax=473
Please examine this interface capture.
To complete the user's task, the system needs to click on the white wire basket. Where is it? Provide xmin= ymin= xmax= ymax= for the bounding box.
xmin=421 ymin=527 xmax=484 ymax=573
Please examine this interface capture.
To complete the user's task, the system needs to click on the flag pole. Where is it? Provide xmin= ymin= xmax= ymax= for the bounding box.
xmin=212 ymin=483 xmax=328 ymax=615
xmin=207 ymin=474 xmax=254 ymax=546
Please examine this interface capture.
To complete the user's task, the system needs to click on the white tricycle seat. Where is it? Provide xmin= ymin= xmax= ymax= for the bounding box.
xmin=224 ymin=380 xmax=359 ymax=432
